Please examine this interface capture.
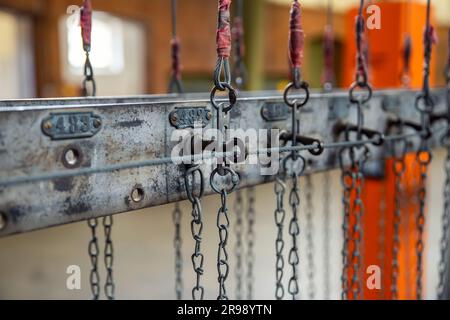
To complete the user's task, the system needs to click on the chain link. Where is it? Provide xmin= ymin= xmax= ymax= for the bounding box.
xmin=234 ymin=190 xmax=244 ymax=300
xmin=416 ymin=148 xmax=431 ymax=300
xmin=288 ymin=172 xmax=301 ymax=300
xmin=274 ymin=177 xmax=286 ymax=300
xmin=217 ymin=190 xmax=231 ymax=300
xmin=173 ymin=202 xmax=183 ymax=300
xmin=88 ymin=218 xmax=100 ymax=300
xmin=438 ymin=146 xmax=450 ymax=299
xmin=350 ymin=159 xmax=365 ymax=300
xmin=340 ymin=162 xmax=353 ymax=300
xmin=246 ymin=187 xmax=256 ymax=300
xmin=185 ymin=166 xmax=205 ymax=300
xmin=322 ymin=171 xmax=331 ymax=300
xmin=103 ymin=215 xmax=115 ymax=300
xmin=391 ymin=140 xmax=407 ymax=299
xmin=305 ymin=174 xmax=315 ymax=300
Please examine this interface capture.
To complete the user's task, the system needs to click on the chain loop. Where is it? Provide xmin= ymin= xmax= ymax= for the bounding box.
xmin=217 ymin=189 xmax=231 ymax=300
xmin=234 ymin=190 xmax=244 ymax=300
xmin=322 ymin=171 xmax=331 ymax=300
xmin=274 ymin=177 xmax=286 ymax=300
xmin=305 ymin=174 xmax=315 ymax=300
xmin=246 ymin=187 xmax=256 ymax=300
xmin=185 ymin=165 xmax=205 ymax=300
xmin=88 ymin=218 xmax=100 ymax=300
xmin=173 ymin=202 xmax=183 ymax=300
xmin=390 ymin=133 xmax=407 ymax=300
xmin=287 ymin=170 xmax=301 ymax=300
xmin=103 ymin=215 xmax=115 ymax=300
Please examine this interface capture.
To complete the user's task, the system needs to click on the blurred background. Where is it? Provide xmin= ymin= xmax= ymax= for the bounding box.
xmin=0 ymin=0 xmax=449 ymax=300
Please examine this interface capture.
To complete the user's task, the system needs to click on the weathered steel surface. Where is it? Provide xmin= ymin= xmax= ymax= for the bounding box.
xmin=0 ymin=89 xmax=446 ymax=237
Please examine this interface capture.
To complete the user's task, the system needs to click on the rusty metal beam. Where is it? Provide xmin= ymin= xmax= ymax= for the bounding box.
xmin=0 ymin=88 xmax=447 ymax=237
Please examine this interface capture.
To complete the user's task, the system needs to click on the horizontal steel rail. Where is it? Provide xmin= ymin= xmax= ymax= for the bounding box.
xmin=0 ymin=88 xmax=447 ymax=236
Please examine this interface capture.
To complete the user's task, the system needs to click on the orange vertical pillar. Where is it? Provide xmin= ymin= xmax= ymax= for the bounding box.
xmin=342 ymin=1 xmax=435 ymax=300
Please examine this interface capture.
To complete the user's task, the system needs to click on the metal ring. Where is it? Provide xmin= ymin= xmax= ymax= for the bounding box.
xmin=415 ymin=93 xmax=434 ymax=113
xmin=210 ymin=83 xmax=237 ymax=113
xmin=210 ymin=167 xmax=239 ymax=194
xmin=283 ymin=81 xmax=310 ymax=108
xmin=282 ymin=154 xmax=306 ymax=176
xmin=185 ymin=166 xmax=204 ymax=203
xmin=349 ymin=81 xmax=372 ymax=104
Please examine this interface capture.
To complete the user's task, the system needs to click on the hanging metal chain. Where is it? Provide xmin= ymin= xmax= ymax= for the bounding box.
xmin=80 ymin=0 xmax=96 ymax=97
xmin=81 ymin=0 xmax=107 ymax=300
xmin=87 ymin=218 xmax=100 ymax=300
xmin=217 ymin=189 xmax=231 ymax=300
xmin=415 ymin=0 xmax=434 ymax=300
xmin=246 ymin=187 xmax=256 ymax=300
xmin=305 ymin=174 xmax=315 ymax=300
xmin=169 ymin=0 xmax=184 ymax=94
xmin=103 ymin=215 xmax=115 ymax=300
xmin=211 ymin=0 xmax=239 ymax=301
xmin=185 ymin=166 xmax=205 ymax=300
xmin=390 ymin=135 xmax=407 ymax=300
xmin=234 ymin=190 xmax=244 ymax=300
xmin=438 ymin=144 xmax=450 ymax=299
xmin=173 ymin=202 xmax=183 ymax=300
xmin=438 ymin=28 xmax=450 ymax=300
xmin=288 ymin=170 xmax=301 ymax=300
xmin=339 ymin=155 xmax=353 ymax=300
xmin=274 ymin=177 xmax=286 ymax=300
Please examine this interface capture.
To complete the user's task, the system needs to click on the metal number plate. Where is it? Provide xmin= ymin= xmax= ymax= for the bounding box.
xmin=42 ymin=112 xmax=102 ymax=140
xmin=261 ymin=103 xmax=290 ymax=122
xmin=169 ymin=107 xmax=212 ymax=129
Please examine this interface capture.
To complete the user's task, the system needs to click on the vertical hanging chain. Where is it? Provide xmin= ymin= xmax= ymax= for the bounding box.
xmin=81 ymin=0 xmax=101 ymax=300
xmin=287 ymin=170 xmax=301 ymax=300
xmin=211 ymin=0 xmax=239 ymax=301
xmin=339 ymin=0 xmax=372 ymax=301
xmin=340 ymin=158 xmax=353 ymax=300
xmin=390 ymin=134 xmax=407 ymax=300
xmin=173 ymin=202 xmax=183 ymax=300
xmin=274 ymin=177 xmax=286 ymax=300
xmin=246 ymin=187 xmax=256 ymax=300
xmin=185 ymin=166 xmax=205 ymax=300
xmin=437 ymin=28 xmax=450 ymax=300
xmin=284 ymin=0 xmax=309 ymax=301
xmin=234 ymin=190 xmax=244 ymax=300
xmin=103 ymin=215 xmax=115 ymax=300
xmin=169 ymin=0 xmax=184 ymax=301
xmin=305 ymin=174 xmax=315 ymax=300
xmin=169 ymin=0 xmax=184 ymax=94
xmin=322 ymin=0 xmax=333 ymax=300
xmin=415 ymin=0 xmax=435 ymax=300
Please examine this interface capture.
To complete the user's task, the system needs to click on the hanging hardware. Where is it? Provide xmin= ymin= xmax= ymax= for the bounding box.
xmin=274 ymin=176 xmax=286 ymax=300
xmin=305 ymin=173 xmax=315 ymax=300
xmin=437 ymin=28 xmax=450 ymax=300
xmin=338 ymin=0 xmax=384 ymax=300
xmin=172 ymin=202 xmax=183 ymax=300
xmin=280 ymin=0 xmax=323 ymax=301
xmin=415 ymin=0 xmax=435 ymax=300
xmin=234 ymin=190 xmax=244 ymax=300
xmin=168 ymin=0 xmax=184 ymax=94
xmin=322 ymin=0 xmax=334 ymax=300
xmin=386 ymin=120 xmax=408 ymax=299
xmin=246 ymin=187 xmax=256 ymax=300
xmin=210 ymin=0 xmax=240 ymax=301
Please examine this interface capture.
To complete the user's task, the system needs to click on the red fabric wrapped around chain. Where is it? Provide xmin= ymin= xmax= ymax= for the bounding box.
xmin=171 ymin=38 xmax=181 ymax=80
xmin=216 ymin=0 xmax=232 ymax=58
xmin=288 ymin=1 xmax=304 ymax=68
xmin=80 ymin=0 xmax=92 ymax=52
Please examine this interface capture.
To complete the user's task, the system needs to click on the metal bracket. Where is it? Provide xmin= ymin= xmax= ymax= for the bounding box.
xmin=42 ymin=112 xmax=102 ymax=140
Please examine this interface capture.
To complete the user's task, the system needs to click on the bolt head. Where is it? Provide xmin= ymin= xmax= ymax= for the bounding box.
xmin=93 ymin=119 xmax=102 ymax=128
xmin=206 ymin=111 xmax=212 ymax=120
xmin=43 ymin=121 xmax=52 ymax=130
xmin=170 ymin=113 xmax=178 ymax=123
